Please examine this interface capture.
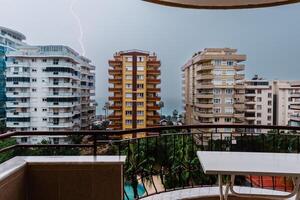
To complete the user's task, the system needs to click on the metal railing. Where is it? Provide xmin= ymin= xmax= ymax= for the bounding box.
xmin=1 ymin=124 xmax=300 ymax=199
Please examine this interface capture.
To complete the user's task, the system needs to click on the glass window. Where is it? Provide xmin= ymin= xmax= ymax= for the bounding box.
xmin=125 ymin=93 xmax=132 ymax=98
xmin=126 ymin=66 xmax=132 ymax=71
xmin=213 ymin=98 xmax=221 ymax=104
xmin=225 ymin=98 xmax=233 ymax=104
xmin=137 ymin=66 xmax=144 ymax=71
xmin=225 ymin=107 xmax=233 ymax=114
xmin=225 ymin=89 xmax=233 ymax=94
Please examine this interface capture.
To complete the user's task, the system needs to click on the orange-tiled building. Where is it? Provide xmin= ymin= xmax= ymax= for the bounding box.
xmin=108 ymin=50 xmax=161 ymax=137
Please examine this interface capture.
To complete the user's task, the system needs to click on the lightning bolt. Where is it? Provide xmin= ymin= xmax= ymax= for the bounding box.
xmin=70 ymin=0 xmax=86 ymax=56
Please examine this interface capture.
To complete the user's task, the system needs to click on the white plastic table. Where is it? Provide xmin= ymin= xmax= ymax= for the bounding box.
xmin=197 ymin=151 xmax=300 ymax=200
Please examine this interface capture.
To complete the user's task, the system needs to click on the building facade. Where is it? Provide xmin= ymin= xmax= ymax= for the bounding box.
xmin=0 ymin=27 xmax=26 ymax=123
xmin=5 ymin=45 xmax=96 ymax=143
xmin=108 ymin=50 xmax=161 ymax=136
xmin=244 ymin=77 xmax=274 ymax=126
xmin=182 ymin=48 xmax=246 ymax=130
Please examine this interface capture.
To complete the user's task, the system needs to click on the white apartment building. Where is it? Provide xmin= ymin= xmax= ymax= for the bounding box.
xmin=5 ymin=45 xmax=96 ymax=144
xmin=245 ymin=77 xmax=274 ymax=126
xmin=274 ymin=80 xmax=300 ymax=127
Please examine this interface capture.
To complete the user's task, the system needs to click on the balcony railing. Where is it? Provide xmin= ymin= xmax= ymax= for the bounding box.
xmin=1 ymin=125 xmax=300 ymax=200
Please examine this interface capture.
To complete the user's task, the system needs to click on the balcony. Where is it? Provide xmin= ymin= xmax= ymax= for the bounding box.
xmin=109 ymin=78 xmax=122 ymax=84
xmin=109 ymin=105 xmax=122 ymax=110
xmin=147 ymin=60 xmax=160 ymax=67
xmin=197 ymin=74 xmax=214 ymax=80
xmin=235 ymin=64 xmax=245 ymax=71
xmin=147 ymin=96 xmax=161 ymax=101
xmin=47 ymin=102 xmax=78 ymax=108
xmin=196 ymin=93 xmax=214 ymax=99
xmin=108 ymin=69 xmax=122 ymax=75
xmin=146 ymin=105 xmax=160 ymax=110
xmin=146 ymin=78 xmax=161 ymax=84
xmin=1 ymin=125 xmax=300 ymax=200
xmin=147 ymin=88 xmax=161 ymax=92
xmin=290 ymin=104 xmax=300 ymax=110
xmin=6 ymin=92 xmax=30 ymax=98
xmin=198 ymin=64 xmax=214 ymax=71
xmin=6 ymin=82 xmax=30 ymax=88
xmin=108 ymin=115 xmax=122 ymax=120
xmin=196 ymin=103 xmax=213 ymax=108
xmin=7 ymin=112 xmax=30 ymax=118
xmin=147 ymin=69 xmax=160 ymax=75
xmin=108 ymin=60 xmax=122 ymax=66
xmin=109 ymin=96 xmax=122 ymax=101
xmin=147 ymin=115 xmax=160 ymax=120
xmin=6 ymin=102 xmax=30 ymax=108
xmin=109 ymin=87 xmax=122 ymax=92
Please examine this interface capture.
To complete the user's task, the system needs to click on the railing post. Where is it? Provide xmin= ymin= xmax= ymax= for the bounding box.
xmin=93 ymin=133 xmax=97 ymax=156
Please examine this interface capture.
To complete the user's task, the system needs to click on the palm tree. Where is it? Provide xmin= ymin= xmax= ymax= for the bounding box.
xmin=102 ymin=102 xmax=110 ymax=120
xmin=158 ymin=101 xmax=164 ymax=117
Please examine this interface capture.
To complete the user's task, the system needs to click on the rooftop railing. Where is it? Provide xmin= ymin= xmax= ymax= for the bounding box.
xmin=1 ymin=124 xmax=300 ymax=199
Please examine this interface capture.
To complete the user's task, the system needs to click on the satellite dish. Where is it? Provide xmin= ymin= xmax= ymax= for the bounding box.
xmin=144 ymin=0 xmax=300 ymax=9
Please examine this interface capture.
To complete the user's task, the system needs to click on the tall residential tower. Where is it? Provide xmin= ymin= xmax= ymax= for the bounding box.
xmin=0 ymin=27 xmax=26 ymax=123
xmin=182 ymin=48 xmax=246 ymax=127
xmin=108 ymin=50 xmax=161 ymax=134
xmin=5 ymin=45 xmax=96 ymax=142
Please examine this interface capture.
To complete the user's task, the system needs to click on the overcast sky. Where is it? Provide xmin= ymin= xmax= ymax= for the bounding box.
xmin=1 ymin=0 xmax=300 ymax=114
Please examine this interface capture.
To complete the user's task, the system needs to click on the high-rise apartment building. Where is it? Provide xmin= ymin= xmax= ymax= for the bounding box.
xmin=182 ymin=48 xmax=246 ymax=128
xmin=274 ymin=80 xmax=300 ymax=127
xmin=5 ymin=45 xmax=96 ymax=143
xmin=244 ymin=76 xmax=274 ymax=126
xmin=108 ymin=50 xmax=161 ymax=135
xmin=0 ymin=27 xmax=26 ymax=123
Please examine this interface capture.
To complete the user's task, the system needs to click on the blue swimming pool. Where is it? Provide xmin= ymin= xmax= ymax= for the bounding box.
xmin=124 ymin=183 xmax=146 ymax=200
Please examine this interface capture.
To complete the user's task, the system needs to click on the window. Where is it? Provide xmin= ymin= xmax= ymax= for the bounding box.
xmin=227 ymin=61 xmax=234 ymax=66
xmin=42 ymin=59 xmax=47 ymax=62
xmin=126 ymin=56 xmax=132 ymax=62
xmin=43 ymin=118 xmax=47 ymax=121
xmin=137 ymin=56 xmax=144 ymax=62
xmin=257 ymin=97 xmax=262 ymax=102
xmin=137 ymin=75 xmax=144 ymax=80
xmin=224 ymin=128 xmax=232 ymax=132
xmin=126 ymin=102 xmax=132 ymax=107
xmin=225 ymin=118 xmax=232 ymax=123
xmin=225 ymin=70 xmax=235 ymax=75
xmin=257 ymin=105 xmax=262 ymax=110
xmin=126 ymin=66 xmax=132 ymax=71
xmin=137 ymin=120 xmax=144 ymax=125
xmin=137 ymin=84 xmax=144 ymax=89
xmin=213 ymin=108 xmax=221 ymax=114
xmin=213 ymin=80 xmax=222 ymax=85
xmin=214 ymin=60 xmax=221 ymax=65
xmin=42 ymin=109 xmax=47 ymax=112
xmin=125 ymin=111 xmax=132 ymax=116
xmin=225 ymin=107 xmax=233 ymax=114
xmin=257 ymin=89 xmax=262 ymax=94
xmin=32 ymin=128 xmax=37 ymax=131
xmin=32 ymin=78 xmax=37 ymax=82
xmin=226 ymin=79 xmax=234 ymax=85
xmin=267 ymin=116 xmax=272 ymax=121
xmin=137 ymin=102 xmax=144 ymax=107
xmin=125 ymin=93 xmax=132 ymax=98
xmin=137 ymin=93 xmax=144 ymax=98
xmin=268 ymin=108 xmax=272 ymax=113
xmin=257 ymin=120 xmax=262 ymax=125
xmin=225 ymin=98 xmax=233 ymax=104
xmin=53 ymin=138 xmax=59 ymax=145
xmin=213 ymin=70 xmax=222 ymax=75
xmin=225 ymin=89 xmax=233 ymax=94
xmin=125 ymin=75 xmax=132 ymax=80
xmin=125 ymin=120 xmax=132 ymax=125
xmin=125 ymin=84 xmax=132 ymax=89
xmin=268 ymin=93 xmax=272 ymax=98
xmin=34 ymin=108 xmax=37 ymax=111
xmin=214 ymin=118 xmax=220 ymax=122
xmin=137 ymin=66 xmax=144 ymax=71
xmin=53 ymin=59 xmax=59 ymax=65
xmin=268 ymin=101 xmax=272 ymax=106
xmin=137 ymin=111 xmax=144 ymax=116
xmin=213 ymin=98 xmax=221 ymax=104
xmin=257 ymin=113 xmax=261 ymax=117
xmin=31 ymin=58 xmax=36 ymax=62
xmin=32 ymin=88 xmax=36 ymax=92
xmin=213 ymin=89 xmax=221 ymax=94
xmin=21 ymin=137 xmax=27 ymax=143
xmin=32 ymin=69 xmax=37 ymax=72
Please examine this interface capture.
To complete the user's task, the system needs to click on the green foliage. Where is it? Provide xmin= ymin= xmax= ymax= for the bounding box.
xmin=0 ymin=138 xmax=17 ymax=163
